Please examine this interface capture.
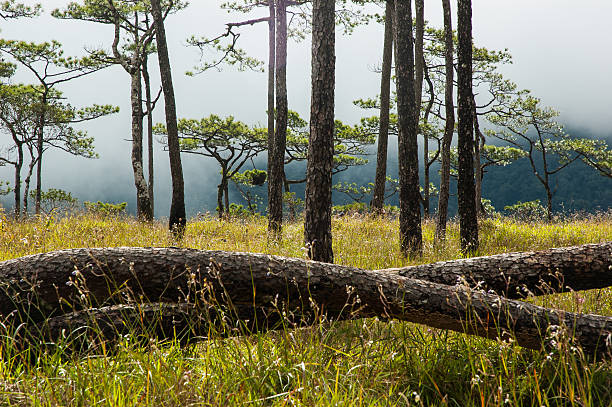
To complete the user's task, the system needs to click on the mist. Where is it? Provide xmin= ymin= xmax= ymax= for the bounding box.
xmin=1 ymin=0 xmax=611 ymax=216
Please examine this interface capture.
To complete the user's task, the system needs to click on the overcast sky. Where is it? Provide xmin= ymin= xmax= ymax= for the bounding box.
xmin=1 ymin=0 xmax=611 ymax=216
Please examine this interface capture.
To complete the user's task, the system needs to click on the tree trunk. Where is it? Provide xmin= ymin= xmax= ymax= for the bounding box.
xmin=22 ymin=154 xmax=36 ymax=215
xmin=381 ymin=241 xmax=612 ymax=299
xmin=413 ymin=0 xmax=424 ymax=118
xmin=32 ymin=303 xmax=209 ymax=351
xmin=414 ymin=0 xmax=426 ymax=215
xmin=472 ymin=93 xmax=483 ymax=217
xmin=267 ymin=0 xmax=278 ymax=234
xmin=130 ymin=70 xmax=153 ymax=221
xmin=394 ymin=0 xmax=422 ymax=257
xmin=150 ymin=0 xmax=186 ymax=236
xmin=435 ymin=0 xmax=455 ymax=244
xmin=304 ymin=0 xmax=335 ymax=263
xmin=217 ymin=178 xmax=225 ymax=218
xmin=2 ymin=244 xmax=611 ymax=358
xmin=13 ymin=145 xmax=22 ymax=219
xmin=224 ymin=177 xmax=230 ymax=215
xmin=546 ymin=184 xmax=553 ymax=222
xmin=142 ymin=53 xmax=155 ymax=217
xmin=371 ymin=0 xmax=394 ymax=214
xmin=34 ymin=91 xmax=47 ymax=216
xmin=456 ymin=0 xmax=478 ymax=254
xmin=269 ymin=0 xmax=288 ymax=237
xmin=422 ymin=63 xmax=436 ymax=217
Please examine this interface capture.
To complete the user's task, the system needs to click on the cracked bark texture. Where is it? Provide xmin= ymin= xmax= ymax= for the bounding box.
xmin=130 ymin=70 xmax=153 ymax=221
xmin=394 ymin=0 xmax=422 ymax=257
xmin=151 ymin=0 xmax=186 ymax=235
xmin=457 ymin=0 xmax=479 ymax=253
xmin=268 ymin=0 xmax=288 ymax=237
xmin=1 ymin=243 xmax=611 ymax=357
xmin=371 ymin=0 xmax=394 ymax=213
xmin=383 ymin=242 xmax=612 ymax=298
xmin=304 ymin=0 xmax=335 ymax=263
xmin=435 ymin=0 xmax=455 ymax=243
xmin=29 ymin=303 xmax=207 ymax=351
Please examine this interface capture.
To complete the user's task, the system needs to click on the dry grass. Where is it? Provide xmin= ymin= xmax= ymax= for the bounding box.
xmin=0 ymin=210 xmax=610 ymax=406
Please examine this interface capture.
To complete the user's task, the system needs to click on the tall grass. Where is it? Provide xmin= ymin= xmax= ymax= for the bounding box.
xmin=0 ymin=210 xmax=611 ymax=406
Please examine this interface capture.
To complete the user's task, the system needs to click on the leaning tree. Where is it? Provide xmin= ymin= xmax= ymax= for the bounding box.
xmin=54 ymin=0 xmax=186 ymax=222
xmin=0 ymin=39 xmax=108 ymax=215
xmin=0 ymin=84 xmax=116 ymax=216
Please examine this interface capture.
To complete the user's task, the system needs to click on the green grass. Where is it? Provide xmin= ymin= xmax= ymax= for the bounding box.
xmin=0 ymin=210 xmax=611 ymax=406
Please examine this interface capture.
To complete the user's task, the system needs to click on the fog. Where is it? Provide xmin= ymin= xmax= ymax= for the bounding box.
xmin=1 ymin=0 xmax=611 ymax=216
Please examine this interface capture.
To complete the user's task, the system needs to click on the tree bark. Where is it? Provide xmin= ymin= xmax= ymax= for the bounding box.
xmin=304 ymin=0 xmax=335 ymax=263
xmin=381 ymin=241 xmax=612 ymax=299
xmin=224 ymin=177 xmax=230 ymax=215
xmin=394 ymin=0 xmax=422 ymax=257
xmin=34 ymin=90 xmax=47 ymax=216
xmin=269 ymin=0 xmax=288 ymax=237
xmin=456 ymin=0 xmax=479 ymax=254
xmin=31 ymin=303 xmax=208 ymax=351
xmin=371 ymin=0 xmax=394 ymax=214
xmin=435 ymin=0 xmax=455 ymax=244
xmin=217 ymin=181 xmax=225 ymax=218
xmin=22 ymin=152 xmax=36 ymax=215
xmin=472 ymin=93 xmax=484 ymax=217
xmin=266 ymin=0 xmax=278 ymax=235
xmin=413 ymin=0 xmax=424 ymax=120
xmin=142 ymin=53 xmax=155 ymax=217
xmin=414 ymin=0 xmax=425 ymax=215
xmin=13 ymin=144 xmax=22 ymax=219
xmin=130 ymin=70 xmax=153 ymax=221
xmin=2 ymin=244 xmax=611 ymax=358
xmin=150 ymin=0 xmax=186 ymax=236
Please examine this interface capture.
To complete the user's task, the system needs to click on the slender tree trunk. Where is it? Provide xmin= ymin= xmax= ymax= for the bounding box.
xmin=3 ymin=244 xmax=612 ymax=359
xmin=142 ymin=53 xmax=155 ymax=217
xmin=13 ymin=145 xmax=23 ymax=219
xmin=266 ymin=0 xmax=278 ymax=233
xmin=34 ymin=91 xmax=47 ymax=216
xmin=423 ymin=135 xmax=429 ymax=215
xmin=305 ymin=0 xmax=335 ymax=263
xmin=540 ymin=142 xmax=554 ymax=222
xmin=422 ymin=63 xmax=436 ymax=217
xmin=394 ymin=0 xmax=422 ymax=257
xmin=472 ymin=94 xmax=483 ymax=217
xmin=22 ymin=152 xmax=36 ymax=216
xmin=130 ymin=70 xmax=153 ymax=221
xmin=224 ymin=176 xmax=230 ymax=216
xmin=371 ymin=0 xmax=394 ymax=214
xmin=545 ymin=182 xmax=553 ymax=222
xmin=435 ymin=0 xmax=455 ymax=243
xmin=456 ymin=0 xmax=478 ymax=254
xmin=414 ymin=0 xmax=426 ymax=216
xmin=150 ymin=0 xmax=186 ymax=236
xmin=414 ymin=0 xmax=424 ymax=118
xmin=217 ymin=181 xmax=224 ymax=219
xmin=269 ymin=0 xmax=288 ymax=236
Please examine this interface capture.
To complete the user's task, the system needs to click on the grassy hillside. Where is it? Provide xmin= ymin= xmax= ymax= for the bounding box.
xmin=0 ymin=211 xmax=611 ymax=406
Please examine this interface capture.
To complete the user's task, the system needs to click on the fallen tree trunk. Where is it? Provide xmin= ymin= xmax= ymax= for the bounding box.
xmin=382 ymin=242 xmax=612 ymax=299
xmin=34 ymin=303 xmax=207 ymax=350
xmin=1 ymin=245 xmax=612 ymax=357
